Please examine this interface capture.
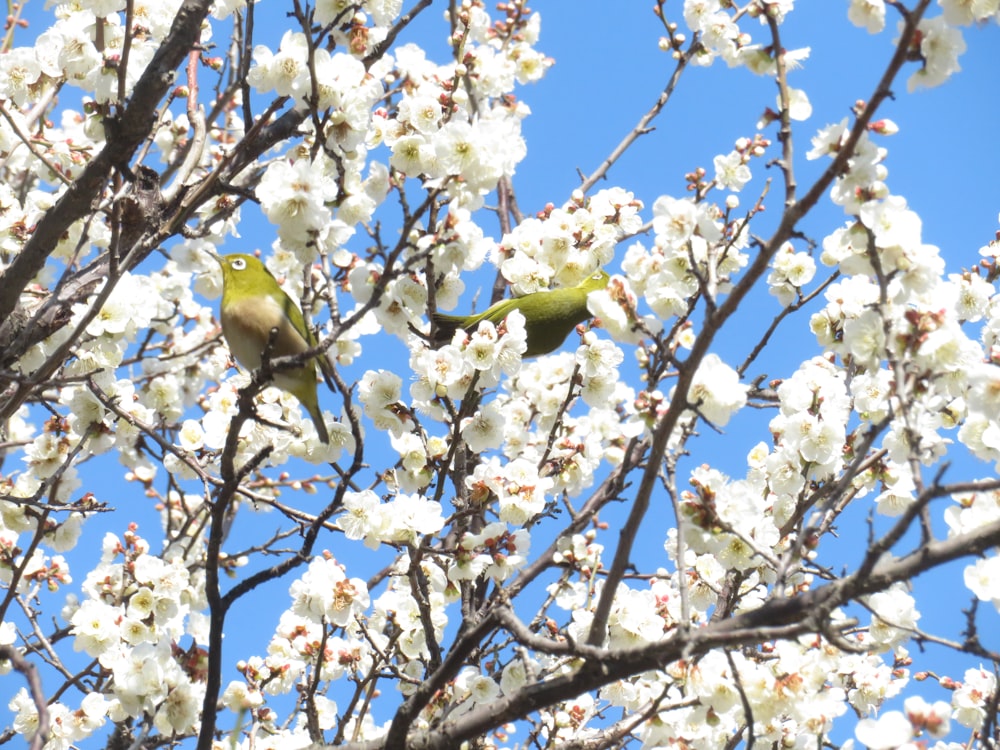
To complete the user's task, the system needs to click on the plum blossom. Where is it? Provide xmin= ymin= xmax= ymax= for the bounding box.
xmin=855 ymin=710 xmax=914 ymax=749
xmin=768 ymin=242 xmax=817 ymax=306
xmin=461 ymin=401 xmax=505 ymax=453
xmin=865 ymin=583 xmax=920 ymax=651
xmin=939 ymin=0 xmax=1000 ymax=24
xmin=358 ymin=369 xmax=410 ymax=436
xmin=859 ymin=195 xmax=921 ymax=251
xmin=848 ymin=0 xmax=886 ymax=32
xmin=289 ymin=556 xmax=370 ymax=626
xmin=952 ymin=667 xmax=997 ymax=728
xmin=247 ymin=30 xmax=310 ymax=98
xmin=963 ymin=555 xmax=1000 ymax=610
xmin=0 ymin=48 xmax=43 ymax=106
xmin=784 ymin=87 xmax=812 ymax=121
xmin=902 ymin=16 xmax=967 ymax=91
xmin=70 ymin=599 xmax=122 ymax=658
xmin=903 ymin=695 xmax=951 ymax=739
xmin=685 ymin=353 xmax=748 ymax=426
xmin=382 ymin=492 xmax=445 ymax=544
xmin=807 ymin=118 xmax=850 ymax=161
xmin=257 ymin=157 xmax=339 ymax=244
xmin=713 ymin=150 xmax=751 ymax=192
xmin=336 ymin=489 xmax=388 ymax=548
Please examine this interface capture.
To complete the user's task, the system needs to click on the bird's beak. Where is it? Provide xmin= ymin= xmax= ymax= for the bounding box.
xmin=196 ymin=250 xmax=225 ymax=282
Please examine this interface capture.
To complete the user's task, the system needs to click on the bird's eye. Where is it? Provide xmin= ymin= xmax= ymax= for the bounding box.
xmin=231 ymin=258 xmax=246 ymax=271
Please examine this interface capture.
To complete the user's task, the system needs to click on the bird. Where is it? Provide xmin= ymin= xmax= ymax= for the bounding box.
xmin=431 ymin=269 xmax=609 ymax=357
xmin=210 ymin=252 xmax=333 ymax=443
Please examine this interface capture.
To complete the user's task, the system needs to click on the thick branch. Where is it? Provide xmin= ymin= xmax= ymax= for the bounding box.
xmin=0 ymin=0 xmax=215 ymax=330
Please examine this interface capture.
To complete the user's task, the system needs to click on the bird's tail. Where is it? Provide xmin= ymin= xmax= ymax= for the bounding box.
xmin=306 ymin=401 xmax=330 ymax=444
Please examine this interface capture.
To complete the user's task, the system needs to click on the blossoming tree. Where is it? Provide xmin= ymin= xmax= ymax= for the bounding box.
xmin=1 ymin=0 xmax=999 ymax=748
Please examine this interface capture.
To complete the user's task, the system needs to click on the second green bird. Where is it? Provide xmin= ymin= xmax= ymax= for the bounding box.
xmin=431 ymin=269 xmax=609 ymax=357
xmin=211 ymin=252 xmax=333 ymax=443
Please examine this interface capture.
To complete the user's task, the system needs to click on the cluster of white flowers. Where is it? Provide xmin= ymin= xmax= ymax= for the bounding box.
xmin=678 ymin=462 xmax=782 ymax=575
xmin=555 ymin=564 xmax=912 ymax=748
xmin=686 ymin=352 xmax=750 ymax=428
xmin=449 ymin=521 xmax=530 ymax=583
xmin=328 ymin=10 xmax=558 ymax=348
xmin=850 ymin=0 xmax=992 ymax=94
xmin=7 ymin=255 xmax=235 ymax=516
xmin=498 ymin=188 xmax=642 ymax=291
xmin=851 ymin=695 xmax=952 ymax=749
xmin=682 ymin=0 xmax=989 ymax=97
xmin=768 ymin=355 xmax=851 ymax=487
xmin=335 ymin=488 xmax=445 ymax=549
xmin=221 ymin=552 xmax=454 ymax=745
xmin=289 ymin=555 xmax=370 ymax=627
xmin=409 ymin=306 xmax=528 ymax=418
xmin=948 ymin=490 xmax=1000 ymax=608
xmin=806 ymin=116 xmax=1000 ymax=525
xmin=7 ymin=689 xmax=107 ymax=750
xmin=502 ymin=348 xmax=641 ymax=494
xmin=678 ymin=0 xmax=813 ymax=72
xmin=246 ymin=29 xmax=391 ymax=265
xmin=768 ymin=240 xmax=818 ymax=306
xmin=378 ymin=33 xmax=529 ymax=200
xmin=2 ymin=0 xmax=186 ymax=107
xmin=5 ymin=529 xmax=208 ymax=746
xmin=611 ymin=187 xmax=750 ymax=348
xmin=546 ymin=532 xmax=605 ymax=609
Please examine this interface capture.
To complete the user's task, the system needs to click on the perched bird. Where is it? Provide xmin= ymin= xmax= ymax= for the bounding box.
xmin=431 ymin=269 xmax=609 ymax=357
xmin=211 ymin=252 xmax=333 ymax=443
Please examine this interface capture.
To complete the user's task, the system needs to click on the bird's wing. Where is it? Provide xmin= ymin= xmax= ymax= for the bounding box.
xmin=470 ymin=297 xmax=526 ymax=327
xmin=273 ymin=293 xmax=337 ymax=389
xmin=278 ymin=294 xmax=314 ymax=353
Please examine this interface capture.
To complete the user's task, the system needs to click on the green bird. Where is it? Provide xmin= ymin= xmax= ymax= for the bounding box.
xmin=431 ymin=269 xmax=610 ymax=357
xmin=211 ymin=252 xmax=333 ymax=443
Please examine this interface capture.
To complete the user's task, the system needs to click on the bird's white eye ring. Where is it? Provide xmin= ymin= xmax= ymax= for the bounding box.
xmin=231 ymin=258 xmax=246 ymax=271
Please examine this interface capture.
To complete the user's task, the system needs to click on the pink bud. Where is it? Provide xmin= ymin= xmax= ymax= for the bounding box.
xmin=869 ymin=119 xmax=899 ymax=135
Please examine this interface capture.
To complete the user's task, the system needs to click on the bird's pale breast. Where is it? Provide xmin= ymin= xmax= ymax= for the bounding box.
xmin=221 ymin=295 xmax=311 ymax=379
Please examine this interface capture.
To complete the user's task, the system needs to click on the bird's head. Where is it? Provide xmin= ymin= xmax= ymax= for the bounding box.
xmin=581 ymin=269 xmax=610 ymax=293
xmin=208 ymin=252 xmax=275 ymax=295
